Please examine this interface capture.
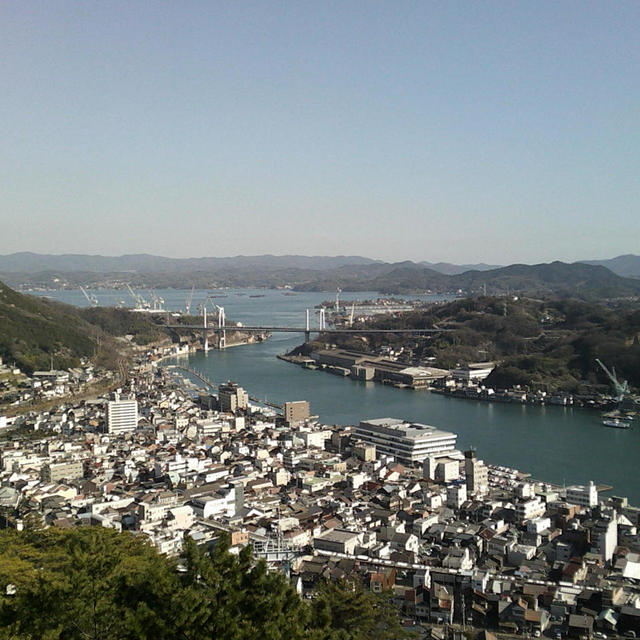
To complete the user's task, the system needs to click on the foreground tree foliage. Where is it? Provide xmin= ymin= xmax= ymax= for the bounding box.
xmin=0 ymin=528 xmax=410 ymax=640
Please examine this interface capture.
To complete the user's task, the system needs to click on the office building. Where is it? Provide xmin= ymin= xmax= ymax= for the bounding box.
xmin=464 ymin=449 xmax=488 ymax=496
xmin=218 ymin=382 xmax=248 ymax=413
xmin=354 ymin=418 xmax=458 ymax=464
xmin=284 ymin=401 xmax=310 ymax=426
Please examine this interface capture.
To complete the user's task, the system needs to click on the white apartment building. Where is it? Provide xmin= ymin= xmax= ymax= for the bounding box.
xmin=107 ymin=396 xmax=138 ymax=434
xmin=566 ymin=481 xmax=598 ymax=508
xmin=515 ymin=498 xmax=546 ymax=522
xmin=355 ymin=418 xmax=458 ymax=464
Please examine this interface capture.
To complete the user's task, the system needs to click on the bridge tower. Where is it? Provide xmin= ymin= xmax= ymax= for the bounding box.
xmin=199 ymin=304 xmax=209 ymax=352
xmin=304 ymin=309 xmax=310 ymax=342
xmin=217 ymin=306 xmax=226 ymax=349
xmin=318 ymin=308 xmax=326 ymax=331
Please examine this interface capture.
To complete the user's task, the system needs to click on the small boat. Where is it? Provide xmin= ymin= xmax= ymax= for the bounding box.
xmin=602 ymin=418 xmax=631 ymax=429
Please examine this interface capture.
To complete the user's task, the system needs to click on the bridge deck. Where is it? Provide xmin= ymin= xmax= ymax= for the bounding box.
xmin=165 ymin=325 xmax=444 ymax=334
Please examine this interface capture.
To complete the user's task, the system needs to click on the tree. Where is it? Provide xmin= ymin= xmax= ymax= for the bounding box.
xmin=310 ymin=578 xmax=411 ymax=640
xmin=0 ymin=527 xmax=179 ymax=640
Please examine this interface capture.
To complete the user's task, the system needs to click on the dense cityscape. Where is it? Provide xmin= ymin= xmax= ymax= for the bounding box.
xmin=2 ymin=333 xmax=640 ymax=638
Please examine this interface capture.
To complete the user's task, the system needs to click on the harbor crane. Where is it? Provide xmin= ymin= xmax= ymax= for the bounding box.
xmin=125 ymin=284 xmax=148 ymax=310
xmin=184 ymin=285 xmax=195 ymax=316
xmin=148 ymin=289 xmax=165 ymax=311
xmin=595 ymin=359 xmax=630 ymax=403
xmin=79 ymin=286 xmax=99 ymax=307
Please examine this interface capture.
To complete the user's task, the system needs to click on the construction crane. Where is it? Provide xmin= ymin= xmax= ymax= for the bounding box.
xmin=79 ymin=286 xmax=99 ymax=307
xmin=185 ymin=285 xmax=195 ymax=316
xmin=125 ymin=284 xmax=148 ymax=310
xmin=149 ymin=289 xmax=164 ymax=311
xmin=595 ymin=359 xmax=630 ymax=402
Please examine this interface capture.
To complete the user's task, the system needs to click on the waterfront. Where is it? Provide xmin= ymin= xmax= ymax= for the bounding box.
xmin=35 ymin=287 xmax=640 ymax=504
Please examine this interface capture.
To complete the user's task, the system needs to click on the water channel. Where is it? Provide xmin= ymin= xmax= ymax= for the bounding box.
xmin=34 ymin=287 xmax=640 ymax=504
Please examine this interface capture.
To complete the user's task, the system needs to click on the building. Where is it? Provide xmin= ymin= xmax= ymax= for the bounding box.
xmin=218 ymin=382 xmax=248 ymax=413
xmin=354 ymin=418 xmax=458 ymax=464
xmin=353 ymin=442 xmax=376 ymax=462
xmin=313 ymin=529 xmax=361 ymax=555
xmin=107 ymin=395 xmax=138 ymax=434
xmin=424 ymin=455 xmax=459 ymax=482
xmin=284 ymin=401 xmax=310 ymax=426
xmin=451 ymin=362 xmax=495 ymax=382
xmin=593 ymin=515 xmax=618 ymax=563
xmin=446 ymin=483 xmax=467 ymax=508
xmin=465 ymin=449 xmax=488 ymax=495
xmin=515 ymin=498 xmax=546 ymax=522
xmin=566 ymin=481 xmax=598 ymax=508
xmin=41 ymin=460 xmax=84 ymax=483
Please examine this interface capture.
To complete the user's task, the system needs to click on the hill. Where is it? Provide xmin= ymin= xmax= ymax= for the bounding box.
xmin=0 ymin=280 xmax=165 ymax=373
xmin=579 ymin=254 xmax=640 ymax=278
xmin=295 ymin=260 xmax=640 ymax=298
xmin=419 ymin=260 xmax=502 ymax=275
xmin=0 ymin=252 xmax=381 ymax=273
xmin=323 ymin=296 xmax=640 ymax=393
xmin=448 ymin=261 xmax=640 ymax=298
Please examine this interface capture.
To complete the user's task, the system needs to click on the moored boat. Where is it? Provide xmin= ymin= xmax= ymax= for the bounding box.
xmin=602 ymin=418 xmax=631 ymax=429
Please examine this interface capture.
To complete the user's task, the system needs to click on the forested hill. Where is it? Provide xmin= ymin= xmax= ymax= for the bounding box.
xmin=295 ymin=261 xmax=640 ymax=298
xmin=331 ymin=296 xmax=640 ymax=393
xmin=0 ymin=280 xmax=165 ymax=373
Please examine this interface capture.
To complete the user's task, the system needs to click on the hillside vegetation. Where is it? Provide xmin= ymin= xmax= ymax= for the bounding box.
xmin=328 ymin=297 xmax=640 ymax=393
xmin=0 ymin=281 xmax=166 ymax=374
xmin=0 ymin=526 xmax=408 ymax=640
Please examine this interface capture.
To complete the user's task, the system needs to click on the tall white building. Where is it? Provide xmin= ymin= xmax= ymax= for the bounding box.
xmin=355 ymin=418 xmax=458 ymax=464
xmin=566 ymin=481 xmax=598 ymax=508
xmin=107 ymin=395 xmax=138 ymax=434
xmin=464 ymin=449 xmax=488 ymax=496
xmin=593 ymin=515 xmax=617 ymax=563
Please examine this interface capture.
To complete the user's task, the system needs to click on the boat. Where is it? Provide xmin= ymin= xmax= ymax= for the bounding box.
xmin=602 ymin=418 xmax=631 ymax=429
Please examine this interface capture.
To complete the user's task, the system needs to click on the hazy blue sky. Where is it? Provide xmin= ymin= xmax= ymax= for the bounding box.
xmin=1 ymin=1 xmax=639 ymax=264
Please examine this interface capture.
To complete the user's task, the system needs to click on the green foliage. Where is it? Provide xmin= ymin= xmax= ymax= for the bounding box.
xmin=80 ymin=308 xmax=164 ymax=345
xmin=311 ymin=578 xmax=412 ymax=640
xmin=0 ymin=280 xmax=169 ymax=375
xmin=0 ymin=528 xmax=408 ymax=640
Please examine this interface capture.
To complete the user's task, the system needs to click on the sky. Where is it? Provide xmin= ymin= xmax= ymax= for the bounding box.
xmin=1 ymin=1 xmax=639 ymax=265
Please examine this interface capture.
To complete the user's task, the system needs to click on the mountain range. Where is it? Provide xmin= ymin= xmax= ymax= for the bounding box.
xmin=1 ymin=252 xmax=639 ymax=298
xmin=1 ymin=251 xmax=638 ymax=277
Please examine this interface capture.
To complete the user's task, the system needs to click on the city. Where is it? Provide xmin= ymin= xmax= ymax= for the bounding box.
xmin=2 ymin=340 xmax=640 ymax=638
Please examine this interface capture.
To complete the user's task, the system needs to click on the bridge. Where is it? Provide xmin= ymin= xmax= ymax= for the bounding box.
xmin=164 ymin=307 xmax=446 ymax=349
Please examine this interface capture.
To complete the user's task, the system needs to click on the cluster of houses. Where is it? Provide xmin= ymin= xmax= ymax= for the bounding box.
xmin=1 ymin=354 xmax=640 ymax=638
xmin=0 ymin=355 xmax=104 ymax=407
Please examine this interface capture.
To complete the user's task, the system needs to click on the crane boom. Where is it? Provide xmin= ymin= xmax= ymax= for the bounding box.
xmin=185 ymin=285 xmax=195 ymax=315
xmin=595 ymin=359 xmax=630 ymax=402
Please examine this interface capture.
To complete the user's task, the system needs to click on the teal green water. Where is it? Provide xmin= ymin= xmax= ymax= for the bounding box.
xmin=36 ymin=287 xmax=640 ymax=504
